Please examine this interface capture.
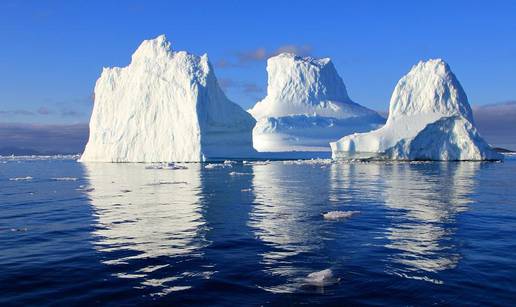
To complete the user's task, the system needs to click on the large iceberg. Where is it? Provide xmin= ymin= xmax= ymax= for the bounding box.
xmin=248 ymin=53 xmax=384 ymax=152
xmin=80 ymin=35 xmax=256 ymax=162
xmin=330 ymin=59 xmax=502 ymax=161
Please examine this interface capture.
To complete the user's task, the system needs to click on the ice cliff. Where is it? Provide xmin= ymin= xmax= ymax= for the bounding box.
xmin=248 ymin=53 xmax=384 ymax=152
xmin=330 ymin=59 xmax=502 ymax=160
xmin=80 ymin=35 xmax=256 ymax=162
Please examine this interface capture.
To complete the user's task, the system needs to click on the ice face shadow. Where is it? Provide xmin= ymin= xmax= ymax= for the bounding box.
xmin=83 ymin=163 xmax=211 ymax=296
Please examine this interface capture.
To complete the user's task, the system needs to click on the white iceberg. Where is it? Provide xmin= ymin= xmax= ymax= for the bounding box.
xmin=248 ymin=53 xmax=384 ymax=152
xmin=331 ymin=59 xmax=502 ymax=161
xmin=80 ymin=35 xmax=256 ymax=163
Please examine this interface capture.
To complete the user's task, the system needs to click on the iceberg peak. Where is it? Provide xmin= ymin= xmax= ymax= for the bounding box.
xmin=249 ymin=53 xmax=377 ymax=120
xmin=248 ymin=53 xmax=384 ymax=152
xmin=330 ymin=59 xmax=501 ymax=161
xmin=80 ymin=36 xmax=256 ymax=162
xmin=131 ymin=34 xmax=172 ymax=62
xmin=389 ymin=58 xmax=473 ymax=123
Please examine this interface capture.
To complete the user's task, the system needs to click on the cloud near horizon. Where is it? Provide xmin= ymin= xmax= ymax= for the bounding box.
xmin=472 ymin=101 xmax=516 ymax=150
xmin=218 ymin=77 xmax=264 ymax=95
xmin=216 ymin=44 xmax=313 ymax=68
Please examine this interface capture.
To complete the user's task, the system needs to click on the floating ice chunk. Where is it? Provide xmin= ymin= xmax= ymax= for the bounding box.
xmin=323 ymin=210 xmax=359 ymax=221
xmin=0 ymin=154 xmax=80 ymax=161
xmin=145 ymin=163 xmax=188 ymax=170
xmin=251 ymin=160 xmax=270 ymax=165
xmin=76 ymin=185 xmax=95 ymax=192
xmin=305 ymin=269 xmax=340 ymax=286
xmin=51 ymin=177 xmax=78 ymax=181
xmin=10 ymin=227 xmax=28 ymax=232
xmin=146 ymin=181 xmax=188 ymax=186
xmin=229 ymin=171 xmax=248 ymax=176
xmin=9 ymin=176 xmax=33 ymax=181
xmin=283 ymin=158 xmax=333 ymax=165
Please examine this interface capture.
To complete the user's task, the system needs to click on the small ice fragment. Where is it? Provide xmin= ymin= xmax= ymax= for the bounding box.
xmin=305 ymin=269 xmax=339 ymax=286
xmin=164 ymin=163 xmax=188 ymax=170
xmin=52 ymin=177 xmax=78 ymax=181
xmin=146 ymin=181 xmax=188 ymax=186
xmin=9 ymin=176 xmax=33 ymax=181
xmin=10 ymin=227 xmax=28 ymax=232
xmin=252 ymin=160 xmax=270 ymax=165
xmin=323 ymin=210 xmax=359 ymax=221
xmin=229 ymin=172 xmax=247 ymax=176
xmin=145 ymin=163 xmax=187 ymax=170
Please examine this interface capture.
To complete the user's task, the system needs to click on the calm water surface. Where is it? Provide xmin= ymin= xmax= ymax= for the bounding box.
xmin=1 ymin=156 xmax=515 ymax=306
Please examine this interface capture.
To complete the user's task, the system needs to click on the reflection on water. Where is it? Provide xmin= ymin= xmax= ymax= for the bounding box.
xmin=82 ymin=160 xmax=486 ymax=298
xmin=2 ymin=157 xmax=515 ymax=305
xmin=249 ymin=162 xmax=330 ymax=293
xmin=382 ymin=162 xmax=479 ymax=283
xmin=328 ymin=161 xmax=480 ymax=284
xmin=83 ymin=163 xmax=211 ymax=296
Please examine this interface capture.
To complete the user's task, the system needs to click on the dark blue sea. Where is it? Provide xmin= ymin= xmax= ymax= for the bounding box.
xmin=1 ymin=156 xmax=515 ymax=306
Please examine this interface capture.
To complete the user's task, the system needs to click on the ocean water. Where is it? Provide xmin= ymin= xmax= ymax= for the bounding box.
xmin=1 ymin=156 xmax=515 ymax=306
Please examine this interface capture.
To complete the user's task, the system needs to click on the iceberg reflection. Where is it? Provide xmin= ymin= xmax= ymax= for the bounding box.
xmin=249 ymin=162 xmax=331 ymax=293
xmin=83 ymin=163 xmax=211 ymax=296
xmin=382 ymin=162 xmax=479 ymax=283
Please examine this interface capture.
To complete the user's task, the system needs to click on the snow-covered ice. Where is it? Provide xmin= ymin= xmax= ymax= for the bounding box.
xmin=80 ymin=35 xmax=256 ymax=163
xmin=248 ymin=53 xmax=384 ymax=152
xmin=322 ymin=210 xmax=359 ymax=221
xmin=331 ymin=59 xmax=502 ymax=161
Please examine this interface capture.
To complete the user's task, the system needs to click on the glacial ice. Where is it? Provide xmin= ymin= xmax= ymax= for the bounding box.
xmin=80 ymin=35 xmax=256 ymax=163
xmin=248 ymin=53 xmax=384 ymax=152
xmin=331 ymin=59 xmax=502 ymax=161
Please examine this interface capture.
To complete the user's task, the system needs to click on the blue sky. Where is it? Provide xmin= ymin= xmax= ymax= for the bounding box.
xmin=0 ymin=0 xmax=515 ymax=125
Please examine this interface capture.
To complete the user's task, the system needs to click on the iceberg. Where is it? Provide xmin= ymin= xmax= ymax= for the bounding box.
xmin=80 ymin=35 xmax=256 ymax=162
xmin=248 ymin=53 xmax=384 ymax=152
xmin=331 ymin=59 xmax=502 ymax=161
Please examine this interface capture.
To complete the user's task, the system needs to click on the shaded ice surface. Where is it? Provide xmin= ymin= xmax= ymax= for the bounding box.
xmin=80 ymin=35 xmax=256 ymax=163
xmin=331 ymin=59 xmax=502 ymax=161
xmin=249 ymin=53 xmax=384 ymax=153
